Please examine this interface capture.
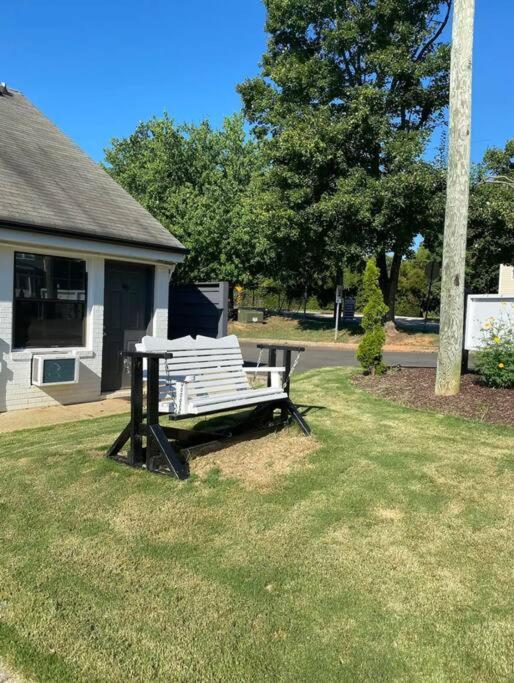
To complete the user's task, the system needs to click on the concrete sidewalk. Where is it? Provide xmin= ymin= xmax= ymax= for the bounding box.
xmin=0 ymin=396 xmax=130 ymax=434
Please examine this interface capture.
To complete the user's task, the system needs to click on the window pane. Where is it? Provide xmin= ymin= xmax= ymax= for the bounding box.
xmin=15 ymin=253 xmax=86 ymax=301
xmin=14 ymin=252 xmax=87 ymax=348
xmin=14 ymin=301 xmax=86 ymax=348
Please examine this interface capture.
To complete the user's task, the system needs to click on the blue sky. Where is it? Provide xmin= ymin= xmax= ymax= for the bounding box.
xmin=2 ymin=1 xmax=513 ymax=163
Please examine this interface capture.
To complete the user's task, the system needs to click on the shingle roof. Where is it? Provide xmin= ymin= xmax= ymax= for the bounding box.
xmin=0 ymin=88 xmax=186 ymax=254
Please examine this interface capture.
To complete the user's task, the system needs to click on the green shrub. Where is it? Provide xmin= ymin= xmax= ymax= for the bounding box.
xmin=475 ymin=312 xmax=514 ymax=388
xmin=356 ymin=259 xmax=389 ymax=375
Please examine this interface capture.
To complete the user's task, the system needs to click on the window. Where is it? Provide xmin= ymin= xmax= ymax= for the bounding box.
xmin=14 ymin=252 xmax=87 ymax=348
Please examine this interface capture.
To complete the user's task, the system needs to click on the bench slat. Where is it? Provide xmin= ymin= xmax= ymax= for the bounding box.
xmin=157 ymin=359 xmax=243 ymax=374
xmin=190 ymin=392 xmax=287 ymax=415
xmin=191 ymin=386 xmax=282 ymax=408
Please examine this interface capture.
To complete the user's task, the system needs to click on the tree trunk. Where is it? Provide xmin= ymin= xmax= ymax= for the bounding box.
xmin=435 ymin=0 xmax=475 ymax=396
xmin=375 ymin=249 xmax=402 ymax=322
xmin=376 ymin=251 xmax=389 ymax=303
xmin=385 ymin=251 xmax=402 ymax=321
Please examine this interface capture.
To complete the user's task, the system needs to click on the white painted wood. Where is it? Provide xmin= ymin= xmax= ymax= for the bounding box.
xmin=0 ymin=226 xmax=184 ymax=266
xmin=191 ymin=386 xmax=283 ymax=407
xmin=191 ymin=392 xmax=288 ymax=415
xmin=189 ymin=378 xmax=250 ymax=392
xmin=137 ymin=334 xmax=288 ymax=416
xmin=464 ymin=294 xmax=514 ymax=350
xmin=242 ymin=367 xmax=286 ymax=373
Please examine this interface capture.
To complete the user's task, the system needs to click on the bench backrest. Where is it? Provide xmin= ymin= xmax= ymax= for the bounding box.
xmin=136 ymin=335 xmax=251 ymax=403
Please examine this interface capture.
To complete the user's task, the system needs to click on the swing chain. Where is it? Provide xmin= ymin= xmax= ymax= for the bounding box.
xmin=283 ymin=350 xmax=302 ymax=389
xmin=251 ymin=347 xmax=264 ymax=386
xmin=164 ymin=354 xmax=181 ymax=414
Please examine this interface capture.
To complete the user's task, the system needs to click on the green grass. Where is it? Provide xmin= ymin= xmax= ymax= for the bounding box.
xmin=229 ymin=314 xmax=439 ymax=347
xmin=0 ymin=368 xmax=512 ymax=682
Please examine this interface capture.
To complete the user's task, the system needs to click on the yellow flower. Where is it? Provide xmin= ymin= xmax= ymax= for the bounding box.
xmin=498 ymin=363 xmax=505 ymax=369
xmin=493 ymin=336 xmax=501 ymax=344
xmin=482 ymin=321 xmax=492 ymax=330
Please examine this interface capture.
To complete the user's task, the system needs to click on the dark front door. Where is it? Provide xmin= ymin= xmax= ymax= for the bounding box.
xmin=102 ymin=261 xmax=154 ymax=392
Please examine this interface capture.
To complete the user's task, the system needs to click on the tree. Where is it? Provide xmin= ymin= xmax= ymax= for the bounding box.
xmin=435 ymin=0 xmax=475 ymax=396
xmin=357 ymin=259 xmax=389 ymax=374
xmin=467 ymin=138 xmax=514 ymax=292
xmin=104 ymin=114 xmax=263 ymax=284
xmin=239 ymin=0 xmax=451 ymax=320
xmin=396 ymin=245 xmax=439 ymax=316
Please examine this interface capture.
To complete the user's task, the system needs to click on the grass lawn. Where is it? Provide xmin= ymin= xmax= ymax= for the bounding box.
xmin=229 ymin=315 xmax=439 ymax=348
xmin=0 ymin=368 xmax=512 ymax=682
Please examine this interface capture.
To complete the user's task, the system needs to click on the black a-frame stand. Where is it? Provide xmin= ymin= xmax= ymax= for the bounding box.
xmin=106 ymin=347 xmax=310 ymax=480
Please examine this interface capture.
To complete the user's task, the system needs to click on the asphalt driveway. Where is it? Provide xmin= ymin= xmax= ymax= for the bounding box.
xmin=241 ymin=342 xmax=437 ymax=371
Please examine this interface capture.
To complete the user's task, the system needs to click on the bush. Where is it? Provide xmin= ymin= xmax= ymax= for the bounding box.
xmin=356 ymin=259 xmax=389 ymax=375
xmin=475 ymin=312 xmax=514 ymax=388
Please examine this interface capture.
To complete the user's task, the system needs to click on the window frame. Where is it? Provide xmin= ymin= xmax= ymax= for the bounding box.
xmin=12 ymin=251 xmax=88 ymax=351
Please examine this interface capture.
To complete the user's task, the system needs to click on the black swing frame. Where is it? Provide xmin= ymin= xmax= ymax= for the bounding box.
xmin=106 ymin=344 xmax=310 ymax=479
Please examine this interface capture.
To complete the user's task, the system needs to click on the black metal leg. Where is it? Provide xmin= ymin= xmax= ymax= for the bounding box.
xmin=148 ymin=424 xmax=189 ymax=479
xmin=267 ymin=348 xmax=277 ymax=388
xmin=106 ymin=422 xmax=132 ymax=458
xmin=146 ymin=356 xmax=161 ymax=469
xmin=128 ymin=355 xmax=144 ymax=465
xmin=281 ymin=349 xmax=292 ymax=420
xmin=286 ymin=399 xmax=311 ymax=436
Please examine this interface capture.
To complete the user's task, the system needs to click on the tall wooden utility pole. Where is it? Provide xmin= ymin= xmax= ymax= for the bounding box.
xmin=435 ymin=0 xmax=476 ymax=396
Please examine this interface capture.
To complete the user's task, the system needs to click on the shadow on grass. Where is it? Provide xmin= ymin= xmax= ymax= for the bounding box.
xmin=394 ymin=319 xmax=440 ymax=335
xmin=297 ymin=317 xmax=363 ymax=336
xmin=184 ymin=403 xmax=326 ymax=435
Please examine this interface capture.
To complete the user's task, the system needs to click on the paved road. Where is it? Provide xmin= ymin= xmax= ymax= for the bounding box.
xmin=241 ymin=342 xmax=437 ymax=371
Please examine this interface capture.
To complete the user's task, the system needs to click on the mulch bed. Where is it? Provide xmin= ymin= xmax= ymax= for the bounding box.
xmin=353 ymin=368 xmax=514 ymax=427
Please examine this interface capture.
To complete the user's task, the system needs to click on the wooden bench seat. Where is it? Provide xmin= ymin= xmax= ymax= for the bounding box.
xmin=136 ymin=334 xmax=287 ymax=416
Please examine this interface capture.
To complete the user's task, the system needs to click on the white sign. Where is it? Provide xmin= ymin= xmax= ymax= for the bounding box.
xmin=464 ymin=294 xmax=514 ymax=350
xmin=335 ymin=285 xmax=343 ymax=304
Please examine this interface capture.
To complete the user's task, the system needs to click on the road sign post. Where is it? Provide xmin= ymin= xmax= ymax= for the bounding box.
xmin=335 ymin=285 xmax=343 ymax=341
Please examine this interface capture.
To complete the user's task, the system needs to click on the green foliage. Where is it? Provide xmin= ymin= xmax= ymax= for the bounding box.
xmin=104 ymin=114 xmax=263 ymax=284
xmin=467 ymin=138 xmax=514 ymax=293
xmin=357 ymin=259 xmax=389 ymax=374
xmin=238 ymin=0 xmax=451 ymax=312
xmin=426 ymin=137 xmax=514 ymax=294
xmin=396 ymin=246 xmax=439 ymax=317
xmin=475 ymin=312 xmax=514 ymax=389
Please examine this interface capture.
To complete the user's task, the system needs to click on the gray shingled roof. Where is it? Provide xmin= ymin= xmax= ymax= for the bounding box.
xmin=0 ymin=87 xmax=186 ymax=253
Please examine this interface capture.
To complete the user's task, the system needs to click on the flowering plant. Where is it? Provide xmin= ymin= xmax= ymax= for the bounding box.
xmin=475 ymin=310 xmax=514 ymax=388
xmin=234 ymin=284 xmax=245 ymax=308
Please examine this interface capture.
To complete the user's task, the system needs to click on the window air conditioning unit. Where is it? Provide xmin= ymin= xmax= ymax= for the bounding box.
xmin=32 ymin=354 xmax=79 ymax=386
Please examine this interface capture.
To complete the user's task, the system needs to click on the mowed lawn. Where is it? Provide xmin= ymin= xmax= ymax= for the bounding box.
xmin=0 ymin=369 xmax=512 ymax=682
xmin=229 ymin=315 xmax=439 ymax=348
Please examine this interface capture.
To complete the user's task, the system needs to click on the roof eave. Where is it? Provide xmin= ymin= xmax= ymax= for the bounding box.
xmin=0 ymin=218 xmax=189 ymax=257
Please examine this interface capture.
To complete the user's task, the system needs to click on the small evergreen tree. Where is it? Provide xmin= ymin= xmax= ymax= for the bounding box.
xmin=357 ymin=260 xmax=389 ymax=375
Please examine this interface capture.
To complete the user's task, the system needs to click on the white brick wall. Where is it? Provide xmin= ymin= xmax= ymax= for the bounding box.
xmin=0 ymin=246 xmax=104 ymax=411
xmin=0 ymin=246 xmax=175 ymax=412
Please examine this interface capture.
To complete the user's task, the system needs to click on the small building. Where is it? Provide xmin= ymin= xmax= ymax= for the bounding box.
xmin=499 ymin=264 xmax=514 ymax=295
xmin=0 ymin=85 xmax=187 ymax=412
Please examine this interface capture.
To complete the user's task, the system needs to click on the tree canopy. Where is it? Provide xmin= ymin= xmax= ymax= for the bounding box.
xmin=238 ymin=0 xmax=451 ymax=318
xmin=104 ymin=114 xmax=263 ymax=284
xmin=467 ymin=138 xmax=514 ymax=292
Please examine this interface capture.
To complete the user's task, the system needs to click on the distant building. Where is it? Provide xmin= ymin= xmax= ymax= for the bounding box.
xmin=499 ymin=265 xmax=514 ymax=295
